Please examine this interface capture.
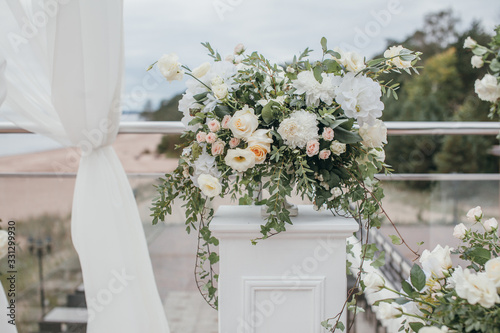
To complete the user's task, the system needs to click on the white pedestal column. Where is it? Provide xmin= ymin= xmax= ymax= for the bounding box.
xmin=211 ymin=205 xmax=359 ymax=333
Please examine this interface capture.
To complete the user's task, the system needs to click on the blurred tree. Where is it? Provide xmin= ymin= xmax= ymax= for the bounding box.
xmin=381 ymin=11 xmax=497 ymax=176
xmin=140 ymin=93 xmax=184 ymax=156
xmin=141 ymin=94 xmax=183 ymax=121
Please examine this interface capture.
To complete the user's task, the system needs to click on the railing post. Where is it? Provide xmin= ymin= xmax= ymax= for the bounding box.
xmin=211 ymin=205 xmax=358 ymax=333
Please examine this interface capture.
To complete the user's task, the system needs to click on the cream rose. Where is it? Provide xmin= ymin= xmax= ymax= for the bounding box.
xmin=475 ymin=74 xmax=500 ymax=103
xmin=420 ymin=245 xmax=453 ymax=279
xmin=339 ymin=51 xmax=366 ymax=72
xmin=198 ymin=174 xmax=222 ymax=197
xmin=463 ymin=36 xmax=477 ymax=49
xmin=363 ymin=272 xmax=385 ymax=292
xmin=322 ymin=127 xmax=334 ymax=141
xmin=330 ymin=141 xmax=346 ymax=156
xmin=466 ymin=206 xmax=482 ymax=222
xmin=228 ymin=105 xmax=259 ymax=139
xmin=484 ymin=218 xmax=498 ymax=232
xmin=471 ymin=55 xmax=484 ymax=69
xmin=359 ymin=120 xmax=388 ymax=148
xmin=453 ymin=268 xmax=500 ymax=308
xmin=384 ymin=45 xmax=412 ymax=69
xmin=158 ymin=53 xmax=184 ymax=82
xmin=453 ymin=223 xmax=467 ymax=239
xmin=485 ymin=257 xmax=500 ymax=289
xmin=225 ymin=148 xmax=256 ymax=172
xmin=246 ymin=130 xmax=272 ymax=164
xmin=192 ymin=62 xmax=211 ymax=78
xmin=0 ymin=230 xmax=8 ymax=260
xmin=213 ymin=83 xmax=229 ymax=100
xmin=377 ymin=302 xmax=401 ymax=320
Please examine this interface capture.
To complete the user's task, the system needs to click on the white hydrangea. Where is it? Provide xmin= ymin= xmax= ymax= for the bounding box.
xmin=178 ymin=92 xmax=201 ymax=132
xmin=335 ymin=72 xmax=384 ymax=126
xmin=191 ymin=149 xmax=221 ymax=187
xmin=277 ymin=110 xmax=319 ymax=148
xmin=292 ymin=71 xmax=341 ymax=107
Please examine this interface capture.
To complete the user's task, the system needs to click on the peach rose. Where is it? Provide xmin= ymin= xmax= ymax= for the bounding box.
xmin=322 ymin=127 xmax=334 ymax=141
xmin=196 ymin=132 xmax=207 ymax=143
xmin=211 ymin=141 xmax=225 ymax=156
xmin=208 ymin=119 xmax=221 ymax=132
xmin=222 ymin=115 xmax=232 ymax=129
xmin=229 ymin=137 xmax=241 ymax=148
xmin=206 ymin=132 xmax=217 ymax=144
xmin=319 ymin=149 xmax=331 ymax=160
xmin=306 ymin=140 xmax=320 ymax=157
xmin=247 ymin=145 xmax=267 ymax=164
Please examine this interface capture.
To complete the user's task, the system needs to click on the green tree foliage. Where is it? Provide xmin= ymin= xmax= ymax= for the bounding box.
xmin=141 ymin=94 xmax=183 ymax=121
xmin=382 ymin=11 xmax=498 ymax=176
xmin=140 ymin=94 xmax=184 ymax=156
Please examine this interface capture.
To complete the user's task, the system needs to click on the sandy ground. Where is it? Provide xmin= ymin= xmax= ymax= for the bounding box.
xmin=0 ymin=134 xmax=178 ymax=221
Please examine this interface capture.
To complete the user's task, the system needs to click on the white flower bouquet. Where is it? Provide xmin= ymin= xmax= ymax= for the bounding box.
xmin=464 ymin=26 xmax=500 ymax=117
xmin=368 ymin=206 xmax=500 ymax=333
xmin=150 ymin=38 xmax=420 ymax=307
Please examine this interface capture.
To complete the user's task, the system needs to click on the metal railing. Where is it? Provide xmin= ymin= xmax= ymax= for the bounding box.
xmin=1 ymin=121 xmax=500 ymax=135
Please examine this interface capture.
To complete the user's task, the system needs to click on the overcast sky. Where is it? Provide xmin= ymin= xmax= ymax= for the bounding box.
xmin=122 ymin=0 xmax=499 ymax=111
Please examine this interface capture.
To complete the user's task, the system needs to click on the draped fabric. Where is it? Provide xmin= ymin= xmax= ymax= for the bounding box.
xmin=0 ymin=56 xmax=17 ymax=333
xmin=0 ymin=1 xmax=170 ymax=332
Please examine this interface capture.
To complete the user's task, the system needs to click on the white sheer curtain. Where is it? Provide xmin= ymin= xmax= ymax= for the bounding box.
xmin=0 ymin=56 xmax=17 ymax=333
xmin=0 ymin=1 xmax=170 ymax=332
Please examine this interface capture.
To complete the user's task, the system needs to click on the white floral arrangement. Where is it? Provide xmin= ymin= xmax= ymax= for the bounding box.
xmin=364 ymin=206 xmax=500 ymax=333
xmin=150 ymin=38 xmax=421 ymax=308
xmin=464 ymin=26 xmax=500 ymax=117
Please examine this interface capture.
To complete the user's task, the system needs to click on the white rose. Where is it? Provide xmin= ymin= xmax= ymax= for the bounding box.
xmin=212 ymin=83 xmax=229 ymax=100
xmin=419 ymin=244 xmax=452 ymax=279
xmin=453 ymin=223 xmax=467 ymax=239
xmin=471 ymin=55 xmax=484 ymax=69
xmin=485 ymin=257 xmax=500 ymax=289
xmin=475 ymin=74 xmax=500 ymax=103
xmin=363 ymin=272 xmax=385 ymax=292
xmin=384 ymin=45 xmax=412 ymax=69
xmin=192 ymin=62 xmax=211 ymax=78
xmin=331 ymin=187 xmax=342 ymax=198
xmin=198 ymin=174 xmax=222 ymax=197
xmin=228 ymin=105 xmax=259 ymax=139
xmin=0 ymin=230 xmax=8 ymax=260
xmin=453 ymin=267 xmax=500 ymax=308
xmin=225 ymin=148 xmax=256 ymax=172
xmin=158 ymin=53 xmax=184 ymax=82
xmin=359 ymin=120 xmax=388 ymax=148
xmin=342 ymin=51 xmax=366 ymax=73
xmin=484 ymin=218 xmax=498 ymax=232
xmin=376 ymin=302 xmax=401 ymax=320
xmin=466 ymin=206 xmax=482 ymax=222
xmin=330 ymin=141 xmax=346 ymax=156
xmin=463 ymin=36 xmax=477 ymax=49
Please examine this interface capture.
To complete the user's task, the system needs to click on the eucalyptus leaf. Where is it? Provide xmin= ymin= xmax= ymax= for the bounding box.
xmin=333 ymin=127 xmax=362 ymax=144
